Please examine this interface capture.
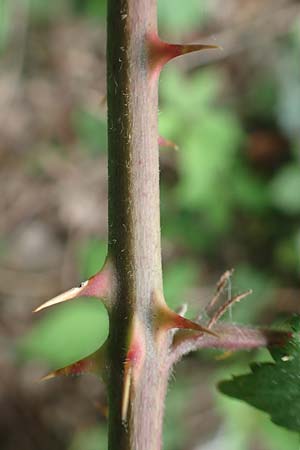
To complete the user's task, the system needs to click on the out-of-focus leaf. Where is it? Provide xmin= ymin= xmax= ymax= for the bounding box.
xmin=0 ymin=0 xmax=10 ymax=53
xmin=274 ymin=234 xmax=300 ymax=276
xmin=160 ymin=69 xmax=243 ymax=234
xmin=269 ymin=165 xmax=300 ymax=214
xmin=276 ymin=30 xmax=300 ymax=137
xmin=160 ymin=70 xmax=243 ymax=239
xmin=78 ymin=238 xmax=107 ymax=280
xmin=164 ymin=259 xmax=198 ymax=312
xmin=72 ymin=0 xmax=106 ymax=20
xmin=160 ymin=70 xmax=221 ymax=120
xmin=19 ymin=299 xmax=108 ymax=368
xmin=69 ymin=426 xmax=107 ymax=450
xmin=232 ymin=167 xmax=269 ymax=213
xmin=177 ymin=112 xmax=242 ymax=210
xmin=228 ymin=265 xmax=274 ymax=324
xmin=245 ymin=77 xmax=278 ymax=119
xmin=73 ymin=110 xmax=107 ymax=156
xmin=158 ymin=0 xmax=210 ymax=34
xmin=217 ymin=386 xmax=299 ymax=450
xmin=30 ymin=0 xmax=67 ymax=20
xmin=164 ymin=378 xmax=193 ymax=450
xmin=19 ymin=239 xmax=108 ymax=369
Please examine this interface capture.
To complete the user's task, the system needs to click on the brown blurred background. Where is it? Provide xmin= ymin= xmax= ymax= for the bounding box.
xmin=1 ymin=0 xmax=300 ymax=449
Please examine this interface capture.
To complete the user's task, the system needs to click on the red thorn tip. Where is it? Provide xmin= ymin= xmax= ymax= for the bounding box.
xmin=158 ymin=136 xmax=179 ymax=151
xmin=40 ymin=358 xmax=97 ymax=382
xmin=153 ymin=289 xmax=217 ymax=337
xmin=148 ymin=32 xmax=219 ymax=77
xmin=33 ymin=263 xmax=111 ymax=312
xmin=173 ymin=314 xmax=218 ymax=337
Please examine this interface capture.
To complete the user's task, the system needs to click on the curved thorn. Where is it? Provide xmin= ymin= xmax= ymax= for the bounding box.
xmin=39 ymin=345 xmax=107 ymax=382
xmin=39 ymin=358 xmax=96 ymax=382
xmin=170 ymin=42 xmax=220 ymax=57
xmin=153 ymin=290 xmax=218 ymax=337
xmin=148 ymin=32 xmax=220 ymax=78
xmin=34 ymin=262 xmax=112 ymax=313
xmin=174 ymin=314 xmax=218 ymax=337
xmin=33 ymin=286 xmax=83 ymax=313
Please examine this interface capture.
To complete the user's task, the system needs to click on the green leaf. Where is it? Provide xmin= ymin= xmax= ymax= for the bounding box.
xmin=219 ymin=316 xmax=300 ymax=432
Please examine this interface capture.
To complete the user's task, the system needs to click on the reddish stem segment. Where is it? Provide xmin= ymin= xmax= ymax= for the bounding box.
xmin=106 ymin=2 xmax=165 ymax=449
xmin=105 ymin=3 xmax=218 ymax=449
xmin=169 ymin=324 xmax=291 ymax=367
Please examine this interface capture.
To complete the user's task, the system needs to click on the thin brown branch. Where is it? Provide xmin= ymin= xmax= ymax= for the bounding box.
xmin=205 ymin=269 xmax=234 ymax=316
xmin=207 ymin=289 xmax=252 ymax=329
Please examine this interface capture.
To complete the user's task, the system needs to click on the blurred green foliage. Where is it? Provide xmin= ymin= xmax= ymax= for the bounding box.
xmin=68 ymin=426 xmax=107 ymax=450
xmin=72 ymin=0 xmax=106 ymax=20
xmin=160 ymin=69 xmax=243 ymax=245
xmin=20 ymin=299 xmax=108 ymax=368
xmin=0 ymin=0 xmax=10 ymax=54
xmin=270 ymin=164 xmax=300 ymax=214
xmin=73 ymin=110 xmax=107 ymax=156
xmin=30 ymin=0 xmax=106 ymax=21
xmin=163 ymin=258 xmax=198 ymax=312
xmin=217 ymin=392 xmax=299 ymax=450
xmin=29 ymin=0 xmax=68 ymax=20
xmin=158 ymin=0 xmax=210 ymax=34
